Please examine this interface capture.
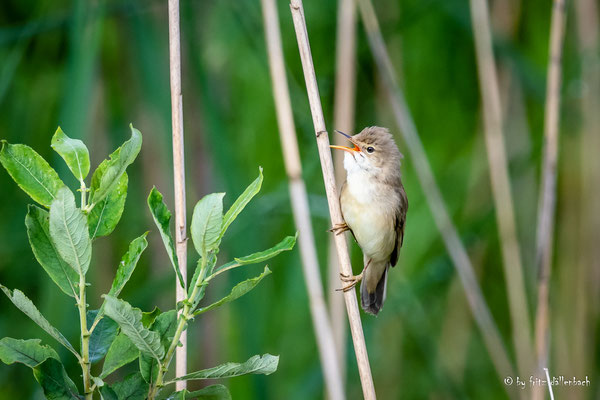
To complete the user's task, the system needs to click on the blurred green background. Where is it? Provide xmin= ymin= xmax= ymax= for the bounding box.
xmin=0 ymin=0 xmax=598 ymax=398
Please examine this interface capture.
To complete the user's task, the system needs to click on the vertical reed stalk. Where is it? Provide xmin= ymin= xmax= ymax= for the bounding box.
xmin=289 ymin=1 xmax=376 ymax=398
xmin=532 ymin=1 xmax=567 ymax=399
xmin=574 ymin=0 xmax=600 ymax=386
xmin=356 ymin=0 xmax=515 ymax=385
xmin=261 ymin=1 xmax=345 ymax=399
xmin=328 ymin=0 xmax=357 ymax=383
xmin=468 ymin=0 xmax=533 ymax=379
xmin=167 ymin=0 xmax=188 ymax=390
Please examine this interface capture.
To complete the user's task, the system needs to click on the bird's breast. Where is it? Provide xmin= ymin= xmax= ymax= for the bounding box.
xmin=341 ymin=172 xmax=397 ymax=261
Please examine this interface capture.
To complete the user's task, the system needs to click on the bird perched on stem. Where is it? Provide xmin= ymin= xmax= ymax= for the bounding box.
xmin=330 ymin=126 xmax=408 ymax=315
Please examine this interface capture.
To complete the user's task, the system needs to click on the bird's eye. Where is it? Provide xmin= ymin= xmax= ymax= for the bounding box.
xmin=366 ymin=146 xmax=375 ymax=153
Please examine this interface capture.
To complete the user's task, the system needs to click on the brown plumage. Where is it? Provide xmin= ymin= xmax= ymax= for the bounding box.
xmin=331 ymin=126 xmax=408 ymax=314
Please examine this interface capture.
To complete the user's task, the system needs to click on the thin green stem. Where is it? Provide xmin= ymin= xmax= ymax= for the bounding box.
xmin=79 ymin=179 xmax=87 ymax=210
xmin=147 ymin=257 xmax=209 ymax=399
xmin=76 ymin=179 xmax=92 ymax=399
xmin=77 ymin=274 xmax=92 ymax=400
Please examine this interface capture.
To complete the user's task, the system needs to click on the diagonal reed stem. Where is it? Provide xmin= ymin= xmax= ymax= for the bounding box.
xmin=261 ymin=0 xmax=345 ymax=399
xmin=167 ymin=0 xmax=188 ymax=390
xmin=532 ymin=1 xmax=567 ymax=399
xmin=468 ymin=0 xmax=533 ymax=379
xmin=328 ymin=0 xmax=357 ymax=385
xmin=356 ymin=0 xmax=515 ymax=386
xmin=289 ymin=1 xmax=376 ymax=398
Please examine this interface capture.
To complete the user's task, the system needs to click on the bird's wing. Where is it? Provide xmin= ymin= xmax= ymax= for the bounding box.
xmin=390 ymin=185 xmax=408 ymax=267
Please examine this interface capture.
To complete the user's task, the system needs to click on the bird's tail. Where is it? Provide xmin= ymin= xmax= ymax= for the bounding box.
xmin=360 ymin=262 xmax=389 ymax=315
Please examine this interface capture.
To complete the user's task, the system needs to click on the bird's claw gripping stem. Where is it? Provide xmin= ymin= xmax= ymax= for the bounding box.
xmin=329 ymin=222 xmax=349 ymax=235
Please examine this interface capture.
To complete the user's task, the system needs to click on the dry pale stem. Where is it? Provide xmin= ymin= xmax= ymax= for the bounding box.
xmin=167 ymin=0 xmax=188 ymax=390
xmin=261 ymin=0 xmax=345 ymax=398
xmin=328 ymin=0 xmax=357 ymax=383
xmin=289 ymin=0 xmax=376 ymax=398
xmin=468 ymin=0 xmax=533 ymax=379
xmin=532 ymin=1 xmax=567 ymax=399
xmin=356 ymin=0 xmax=515 ymax=389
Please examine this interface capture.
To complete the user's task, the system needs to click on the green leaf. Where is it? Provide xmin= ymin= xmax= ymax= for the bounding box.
xmin=141 ymin=307 xmax=162 ymax=328
xmin=147 ymin=187 xmax=185 ymax=289
xmin=169 ymin=354 xmax=279 ymax=382
xmin=90 ymin=125 xmax=142 ymax=206
xmin=213 ymin=234 xmax=297 ymax=276
xmin=188 ymin=254 xmax=217 ymax=301
xmin=0 ymin=338 xmax=59 ymax=368
xmin=100 ymin=386 xmax=119 ymax=400
xmin=0 ymin=141 xmax=65 ymax=207
xmin=0 ymin=285 xmax=78 ymax=358
xmin=140 ymin=310 xmax=177 ymax=383
xmin=87 ymin=310 xmax=118 ymax=364
xmin=103 ymin=296 xmax=164 ymax=361
xmin=90 ymin=234 xmax=148 ymax=330
xmin=26 ymin=205 xmax=79 ymax=298
xmin=164 ymin=385 xmax=232 ymax=400
xmin=88 ymin=158 xmax=128 ymax=239
xmin=33 ymin=358 xmax=80 ymax=400
xmin=51 ymin=127 xmax=90 ymax=180
xmin=191 ymin=193 xmax=225 ymax=257
xmin=220 ymin=167 xmax=262 ymax=239
xmin=49 ymin=186 xmax=92 ymax=276
xmin=195 ymin=267 xmax=271 ymax=316
xmin=107 ymin=233 xmax=148 ymax=300
xmin=234 ymin=234 xmax=297 ymax=265
xmin=100 ymin=333 xmax=139 ymax=379
xmin=108 ymin=372 xmax=148 ymax=400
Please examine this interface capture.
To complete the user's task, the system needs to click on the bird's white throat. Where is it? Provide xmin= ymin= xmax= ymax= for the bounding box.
xmin=343 ymin=151 xmax=380 ymax=203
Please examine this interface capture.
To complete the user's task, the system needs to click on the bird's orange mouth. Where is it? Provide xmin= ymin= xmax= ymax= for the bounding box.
xmin=329 ymin=144 xmax=360 ymax=153
xmin=330 ymin=130 xmax=360 ymax=153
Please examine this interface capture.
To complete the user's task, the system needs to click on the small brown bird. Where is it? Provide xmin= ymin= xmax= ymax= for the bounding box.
xmin=330 ymin=126 xmax=408 ymax=315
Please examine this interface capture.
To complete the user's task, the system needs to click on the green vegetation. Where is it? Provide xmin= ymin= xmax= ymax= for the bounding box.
xmin=0 ymin=128 xmax=295 ymax=398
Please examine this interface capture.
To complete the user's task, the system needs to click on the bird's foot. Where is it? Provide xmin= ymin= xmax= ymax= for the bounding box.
xmin=336 ymin=259 xmax=372 ymax=292
xmin=337 ymin=271 xmax=364 ymax=292
xmin=328 ymin=222 xmax=349 ymax=236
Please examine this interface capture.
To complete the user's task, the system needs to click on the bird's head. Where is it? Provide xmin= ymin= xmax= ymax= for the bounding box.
xmin=330 ymin=126 xmax=403 ymax=178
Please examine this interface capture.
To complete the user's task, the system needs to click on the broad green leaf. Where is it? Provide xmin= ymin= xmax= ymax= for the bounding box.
xmin=99 ymin=386 xmax=118 ymax=400
xmin=169 ymin=354 xmax=279 ymax=382
xmin=0 ymin=338 xmax=59 ymax=368
xmin=33 ymin=358 xmax=80 ymax=400
xmin=188 ymin=254 xmax=217 ymax=301
xmin=91 ymin=234 xmax=148 ymax=330
xmin=87 ymin=310 xmax=118 ymax=364
xmin=195 ymin=267 xmax=271 ymax=316
xmin=100 ymin=333 xmax=139 ymax=378
xmin=90 ymin=125 xmax=142 ymax=206
xmin=26 ymin=205 xmax=79 ymax=298
xmin=0 ymin=285 xmax=78 ymax=358
xmin=141 ymin=307 xmax=162 ymax=328
xmin=0 ymin=141 xmax=64 ymax=207
xmin=51 ymin=127 xmax=90 ymax=180
xmin=147 ymin=187 xmax=185 ymax=289
xmin=213 ymin=234 xmax=297 ymax=275
xmin=88 ymin=157 xmax=128 ymax=239
xmin=220 ymin=167 xmax=262 ymax=239
xmin=233 ymin=234 xmax=297 ymax=265
xmin=49 ymin=186 xmax=92 ymax=276
xmin=140 ymin=310 xmax=177 ymax=384
xmin=164 ymin=385 xmax=232 ymax=400
xmin=108 ymin=372 xmax=148 ymax=400
xmin=103 ymin=296 xmax=164 ymax=361
xmin=107 ymin=233 xmax=148 ymax=300
xmin=191 ymin=193 xmax=225 ymax=257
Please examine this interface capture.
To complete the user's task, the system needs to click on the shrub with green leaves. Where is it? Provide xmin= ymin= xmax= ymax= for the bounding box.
xmin=0 ymin=126 xmax=296 ymax=400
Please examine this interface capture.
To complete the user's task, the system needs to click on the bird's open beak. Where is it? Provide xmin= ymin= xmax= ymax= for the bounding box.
xmin=330 ymin=130 xmax=360 ymax=153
